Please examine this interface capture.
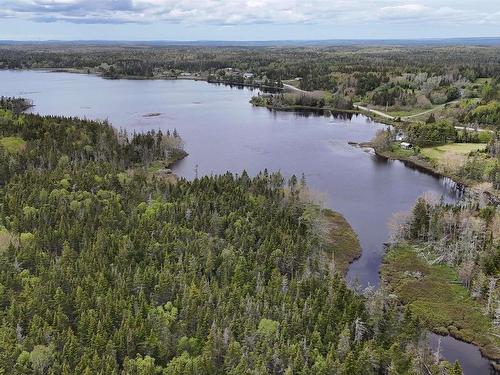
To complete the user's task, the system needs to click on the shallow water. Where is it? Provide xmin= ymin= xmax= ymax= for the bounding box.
xmin=429 ymin=333 xmax=493 ymax=374
xmin=0 ymin=70 xmax=492 ymax=373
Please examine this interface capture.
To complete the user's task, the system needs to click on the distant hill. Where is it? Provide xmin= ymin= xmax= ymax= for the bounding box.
xmin=1 ymin=37 xmax=500 ymax=47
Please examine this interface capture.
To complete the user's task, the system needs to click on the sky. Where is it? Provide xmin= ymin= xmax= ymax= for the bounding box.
xmin=0 ymin=0 xmax=499 ymax=41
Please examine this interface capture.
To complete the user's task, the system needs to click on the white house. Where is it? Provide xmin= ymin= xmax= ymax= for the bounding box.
xmin=400 ymin=142 xmax=413 ymax=149
xmin=395 ymin=132 xmax=405 ymax=141
xmin=243 ymin=72 xmax=254 ymax=79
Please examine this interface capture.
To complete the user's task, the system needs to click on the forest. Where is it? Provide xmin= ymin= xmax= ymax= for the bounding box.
xmin=0 ymin=104 xmax=463 ymax=374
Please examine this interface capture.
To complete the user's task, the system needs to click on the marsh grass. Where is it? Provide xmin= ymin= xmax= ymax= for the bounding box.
xmin=381 ymin=245 xmax=500 ymax=359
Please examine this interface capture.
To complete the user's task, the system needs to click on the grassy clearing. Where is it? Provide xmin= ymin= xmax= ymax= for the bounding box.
xmin=387 ymin=105 xmax=439 ymax=118
xmin=421 ymin=143 xmax=487 ymax=161
xmin=324 ymin=209 xmax=361 ymax=275
xmin=0 ymin=136 xmax=26 ymax=153
xmin=420 ymin=143 xmax=487 ymax=172
xmin=389 ymin=143 xmax=416 ymax=158
xmin=381 ymin=245 xmax=500 ymax=360
xmin=282 ymin=79 xmax=301 ymax=88
xmin=475 ymin=78 xmax=492 ymax=85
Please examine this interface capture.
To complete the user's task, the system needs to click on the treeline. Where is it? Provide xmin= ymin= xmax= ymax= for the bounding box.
xmin=0 ymin=106 xmax=461 ymax=373
xmin=207 ymin=74 xmax=283 ymax=89
xmin=393 ymin=197 xmax=499 ymax=282
xmin=0 ymin=109 xmax=185 ymax=183
xmin=406 ymin=120 xmax=458 ymax=147
xmin=251 ymin=92 xmax=353 ymax=110
xmin=0 ymin=96 xmax=33 ymax=114
xmin=1 ymin=44 xmax=499 ymax=86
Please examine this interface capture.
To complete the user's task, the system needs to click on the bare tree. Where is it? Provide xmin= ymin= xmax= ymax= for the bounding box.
xmin=486 ymin=277 xmax=497 ymax=315
xmin=458 ymin=261 xmax=475 ymax=289
xmin=387 ymin=211 xmax=411 ymax=242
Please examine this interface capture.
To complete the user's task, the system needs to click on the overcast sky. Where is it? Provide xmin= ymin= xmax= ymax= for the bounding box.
xmin=0 ymin=0 xmax=499 ymax=41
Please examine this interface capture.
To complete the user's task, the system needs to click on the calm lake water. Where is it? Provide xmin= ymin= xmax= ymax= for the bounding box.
xmin=0 ymin=70 xmax=493 ymax=374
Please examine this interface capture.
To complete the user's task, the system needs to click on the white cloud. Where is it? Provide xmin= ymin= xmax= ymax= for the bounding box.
xmin=378 ymin=4 xmax=429 ymax=20
xmin=0 ymin=0 xmax=498 ymax=26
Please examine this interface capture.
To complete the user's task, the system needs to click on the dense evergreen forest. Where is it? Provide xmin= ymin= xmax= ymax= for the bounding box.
xmin=0 ymin=104 xmax=462 ymax=374
xmin=1 ymin=44 xmax=499 ymax=84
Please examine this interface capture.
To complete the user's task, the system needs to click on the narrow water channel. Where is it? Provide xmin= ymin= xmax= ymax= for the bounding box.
xmin=0 ymin=70 xmax=494 ymax=373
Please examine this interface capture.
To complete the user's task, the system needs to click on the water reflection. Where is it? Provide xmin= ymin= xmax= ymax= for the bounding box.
xmin=429 ymin=333 xmax=495 ymax=374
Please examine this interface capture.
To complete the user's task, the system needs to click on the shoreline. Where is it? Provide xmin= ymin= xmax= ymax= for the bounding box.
xmin=3 ymin=67 xmax=401 ymax=126
xmin=6 ymin=67 xmax=284 ymax=92
xmin=371 ymin=147 xmax=499 ymax=204
xmin=257 ymin=100 xmax=498 ymax=204
xmin=250 ymin=101 xmax=399 ymax=126
xmin=323 ymin=209 xmax=361 ymax=276
xmin=5 ymin=67 xmax=399 ymax=126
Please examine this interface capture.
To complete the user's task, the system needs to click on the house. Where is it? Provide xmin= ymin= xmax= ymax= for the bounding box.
xmin=243 ymin=72 xmax=254 ymax=79
xmin=400 ymin=142 xmax=413 ymax=149
xmin=395 ymin=131 xmax=405 ymax=141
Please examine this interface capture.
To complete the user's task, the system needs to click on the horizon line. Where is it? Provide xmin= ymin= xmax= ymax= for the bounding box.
xmin=1 ymin=36 xmax=500 ymax=42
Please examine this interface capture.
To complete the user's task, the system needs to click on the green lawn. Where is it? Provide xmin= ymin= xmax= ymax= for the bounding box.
xmin=389 ymin=143 xmax=415 ymax=158
xmin=420 ymin=143 xmax=487 ymax=163
xmin=381 ymin=245 xmax=500 ymax=359
xmin=0 ymin=136 xmax=26 ymax=153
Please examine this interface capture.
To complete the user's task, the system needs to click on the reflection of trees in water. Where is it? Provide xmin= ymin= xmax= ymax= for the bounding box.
xmin=290 ymin=109 xmax=355 ymax=120
xmin=210 ymin=82 xmax=281 ymax=93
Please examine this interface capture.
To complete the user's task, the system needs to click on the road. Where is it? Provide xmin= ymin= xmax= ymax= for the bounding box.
xmin=355 ymin=105 xmax=396 ymax=119
xmin=283 ymin=83 xmax=310 ymax=95
xmin=403 ymin=100 xmax=459 ymax=120
xmin=286 ymin=91 xmax=491 ymax=133
xmin=355 ymin=101 xmax=459 ymax=121
xmin=355 ymin=104 xmax=491 ymax=132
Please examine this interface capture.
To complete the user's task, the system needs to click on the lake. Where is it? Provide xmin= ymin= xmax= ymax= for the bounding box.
xmin=0 ymin=70 xmax=493 ymax=374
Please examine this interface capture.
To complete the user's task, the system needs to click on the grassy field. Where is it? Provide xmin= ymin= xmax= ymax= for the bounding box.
xmin=381 ymin=245 xmax=500 ymax=360
xmin=420 ymin=143 xmax=486 ymax=170
xmin=282 ymin=79 xmax=301 ymax=88
xmin=421 ymin=143 xmax=487 ymax=159
xmin=475 ymin=78 xmax=493 ymax=85
xmin=387 ymin=105 xmax=439 ymax=118
xmin=0 ymin=136 xmax=26 ymax=153
xmin=389 ymin=143 xmax=416 ymax=158
xmin=324 ymin=209 xmax=361 ymax=275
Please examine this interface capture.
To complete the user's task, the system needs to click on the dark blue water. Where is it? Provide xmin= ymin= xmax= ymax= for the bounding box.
xmin=0 ymin=70 xmax=492 ymax=374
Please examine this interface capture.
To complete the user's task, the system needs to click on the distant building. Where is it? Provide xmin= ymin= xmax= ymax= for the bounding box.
xmin=400 ymin=142 xmax=413 ymax=149
xmin=395 ymin=132 xmax=405 ymax=141
xmin=243 ymin=72 xmax=254 ymax=79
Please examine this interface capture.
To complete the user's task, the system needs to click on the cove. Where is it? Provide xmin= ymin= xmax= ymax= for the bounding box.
xmin=0 ymin=70 xmax=493 ymax=374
